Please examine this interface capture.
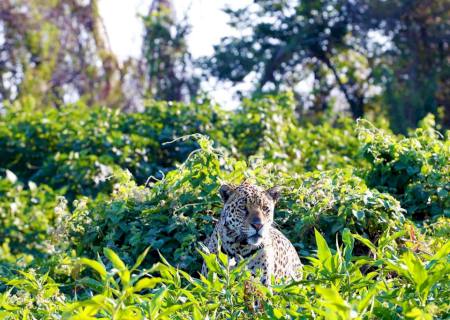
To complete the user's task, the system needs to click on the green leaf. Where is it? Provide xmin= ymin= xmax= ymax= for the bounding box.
xmin=78 ymin=277 xmax=104 ymax=292
xmin=351 ymin=233 xmax=376 ymax=254
xmin=430 ymin=241 xmax=450 ymax=262
xmin=103 ymin=247 xmax=126 ymax=271
xmin=132 ymin=246 xmax=151 ymax=270
xmin=150 ymin=287 xmax=168 ymax=319
xmin=157 ymin=303 xmax=192 ymax=318
xmin=192 ymin=306 xmax=202 ymax=320
xmin=197 ymin=249 xmax=222 ymax=275
xmin=316 ymin=286 xmax=351 ymax=315
xmin=134 ymin=277 xmax=163 ymax=292
xmin=357 ymin=286 xmax=379 ymax=313
xmin=402 ymin=251 xmax=427 ymax=287
xmin=273 ymin=308 xmax=284 ymax=319
xmin=405 ymin=307 xmax=433 ymax=320
xmin=315 ymin=229 xmax=332 ymax=265
xmin=79 ymin=258 xmax=107 ymax=280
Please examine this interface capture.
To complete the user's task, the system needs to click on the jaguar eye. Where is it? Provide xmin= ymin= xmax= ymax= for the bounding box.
xmin=240 ymin=206 xmax=248 ymax=215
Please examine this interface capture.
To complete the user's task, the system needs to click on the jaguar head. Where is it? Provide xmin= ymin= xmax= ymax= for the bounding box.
xmin=219 ymin=182 xmax=281 ymax=246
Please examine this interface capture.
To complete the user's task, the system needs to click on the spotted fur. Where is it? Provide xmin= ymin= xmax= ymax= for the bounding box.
xmin=202 ymin=182 xmax=302 ymax=284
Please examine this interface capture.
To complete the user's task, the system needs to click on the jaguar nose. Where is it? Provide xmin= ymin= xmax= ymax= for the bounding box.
xmin=250 ymin=216 xmax=264 ymax=231
xmin=251 ymin=223 xmax=263 ymax=231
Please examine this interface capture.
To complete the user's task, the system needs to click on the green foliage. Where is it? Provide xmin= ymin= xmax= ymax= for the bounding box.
xmin=0 ymin=0 xmax=130 ymax=109
xmin=0 ymin=96 xmax=448 ymax=319
xmin=0 ymin=171 xmax=59 ymax=260
xmin=0 ymin=93 xmax=369 ymax=201
xmin=0 ymin=99 xmax=229 ymax=199
xmin=277 ymin=169 xmax=405 ymax=255
xmin=72 ymin=137 xmax=405 ymax=272
xmin=231 ymin=93 xmax=364 ymax=172
xmin=359 ymin=115 xmax=450 ymax=218
xmin=206 ymin=0 xmax=358 ymax=114
xmin=1 ymin=230 xmax=448 ymax=319
xmin=69 ymin=137 xmax=226 ymax=272
xmin=0 ymin=269 xmax=65 ymax=319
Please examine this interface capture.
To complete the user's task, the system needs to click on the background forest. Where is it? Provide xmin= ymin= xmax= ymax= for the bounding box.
xmin=0 ymin=0 xmax=449 ymax=319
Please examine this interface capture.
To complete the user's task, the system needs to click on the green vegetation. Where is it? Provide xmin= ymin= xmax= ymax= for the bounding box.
xmin=0 ymin=96 xmax=448 ymax=319
xmin=0 ymin=0 xmax=448 ymax=318
xmin=0 ymin=98 xmax=228 ymax=199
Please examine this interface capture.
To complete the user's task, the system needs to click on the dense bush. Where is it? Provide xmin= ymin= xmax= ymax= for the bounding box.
xmin=0 ymin=229 xmax=448 ymax=319
xmin=0 ymin=172 xmax=58 ymax=260
xmin=275 ymin=169 xmax=405 ymax=256
xmin=359 ymin=115 xmax=450 ymax=218
xmin=71 ymin=137 xmax=405 ymax=273
xmin=0 ymin=98 xmax=229 ymax=199
xmin=231 ymin=93 xmax=365 ymax=172
xmin=68 ymin=137 xmax=235 ymax=272
xmin=0 ymin=94 xmax=367 ymax=200
xmin=0 ymin=96 xmax=448 ymax=319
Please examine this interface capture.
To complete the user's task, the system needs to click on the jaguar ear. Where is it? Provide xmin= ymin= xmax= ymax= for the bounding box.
xmin=219 ymin=184 xmax=234 ymax=203
xmin=266 ymin=186 xmax=281 ymax=202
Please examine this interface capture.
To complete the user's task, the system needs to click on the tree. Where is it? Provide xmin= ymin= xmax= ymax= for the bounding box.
xmin=205 ymin=0 xmax=449 ymax=131
xmin=142 ymin=0 xmax=199 ymax=102
xmin=0 ymin=0 xmax=136 ymax=108
xmin=348 ymin=0 xmax=449 ymax=131
xmin=204 ymin=0 xmax=370 ymax=119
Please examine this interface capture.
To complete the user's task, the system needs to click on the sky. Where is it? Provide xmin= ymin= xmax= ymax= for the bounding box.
xmin=98 ymin=0 xmax=250 ymax=61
